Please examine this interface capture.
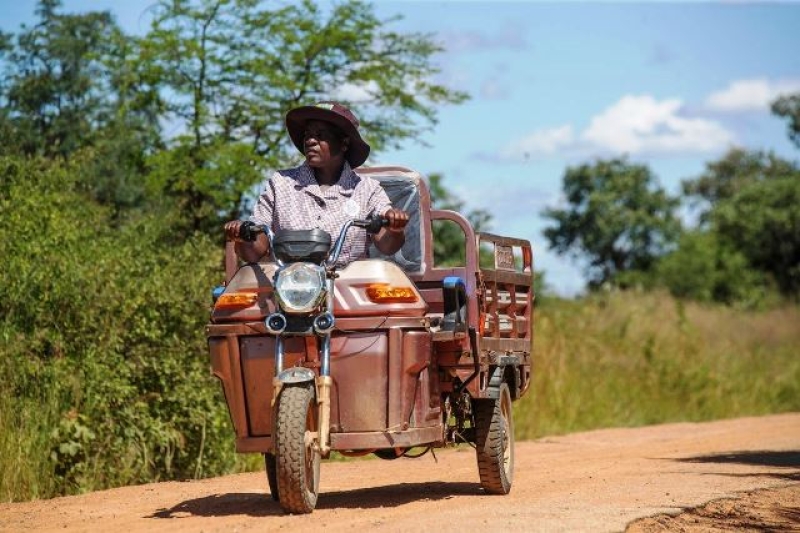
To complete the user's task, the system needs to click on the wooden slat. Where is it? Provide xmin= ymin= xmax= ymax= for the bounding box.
xmin=477 ymin=232 xmax=532 ymax=248
xmin=431 ymin=331 xmax=467 ymax=342
xmin=479 ymin=337 xmax=532 ymax=353
xmin=480 ymin=268 xmax=534 ymax=286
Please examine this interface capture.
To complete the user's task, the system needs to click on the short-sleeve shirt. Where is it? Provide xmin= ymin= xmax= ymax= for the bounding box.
xmin=250 ymin=161 xmax=392 ymax=265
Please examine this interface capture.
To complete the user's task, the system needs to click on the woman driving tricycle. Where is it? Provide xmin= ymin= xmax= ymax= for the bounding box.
xmin=209 ymin=102 xmax=534 ymax=514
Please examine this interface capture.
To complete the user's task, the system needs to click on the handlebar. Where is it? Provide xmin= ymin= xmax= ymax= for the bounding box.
xmin=238 ymin=215 xmax=387 ymax=243
xmin=236 ymin=215 xmax=388 ymax=268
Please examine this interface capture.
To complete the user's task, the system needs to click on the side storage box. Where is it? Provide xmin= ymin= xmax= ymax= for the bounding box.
xmin=209 ymin=333 xmax=305 ymax=452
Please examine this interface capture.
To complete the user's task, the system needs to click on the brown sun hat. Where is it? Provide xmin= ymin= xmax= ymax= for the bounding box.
xmin=285 ymin=101 xmax=371 ymax=168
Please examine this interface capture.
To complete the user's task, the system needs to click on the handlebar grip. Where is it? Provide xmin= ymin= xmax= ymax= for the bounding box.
xmin=352 ymin=214 xmax=388 ymax=234
xmin=239 ymin=221 xmax=263 ymax=242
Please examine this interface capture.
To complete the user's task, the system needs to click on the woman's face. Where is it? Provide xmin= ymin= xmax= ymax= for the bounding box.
xmin=303 ymin=120 xmax=348 ymax=169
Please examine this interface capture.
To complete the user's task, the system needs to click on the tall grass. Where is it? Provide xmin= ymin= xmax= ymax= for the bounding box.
xmin=515 ymin=291 xmax=800 ymax=439
xmin=0 ymin=386 xmax=60 ymax=500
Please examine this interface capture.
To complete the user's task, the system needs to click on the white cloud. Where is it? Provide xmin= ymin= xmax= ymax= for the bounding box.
xmin=582 ymin=95 xmax=733 ymax=154
xmin=705 ymin=78 xmax=800 ymax=112
xmin=500 ymin=125 xmax=574 ymax=159
xmin=497 ymin=94 xmax=734 ymax=161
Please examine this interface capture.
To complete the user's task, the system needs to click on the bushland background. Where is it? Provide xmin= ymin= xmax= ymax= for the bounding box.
xmin=1 ymin=0 xmax=799 ymax=502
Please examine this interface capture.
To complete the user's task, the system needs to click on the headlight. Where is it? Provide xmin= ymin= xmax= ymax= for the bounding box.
xmin=275 ymin=263 xmax=326 ymax=313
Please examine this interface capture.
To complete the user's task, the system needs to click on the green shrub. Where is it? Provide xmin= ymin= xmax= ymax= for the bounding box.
xmin=0 ymin=156 xmax=254 ymax=501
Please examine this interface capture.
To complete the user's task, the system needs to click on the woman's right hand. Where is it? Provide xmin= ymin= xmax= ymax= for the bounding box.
xmin=224 ymin=220 xmax=247 ymax=242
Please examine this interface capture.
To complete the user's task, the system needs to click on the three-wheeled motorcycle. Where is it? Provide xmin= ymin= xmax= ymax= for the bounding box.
xmin=206 ymin=166 xmax=534 ymax=513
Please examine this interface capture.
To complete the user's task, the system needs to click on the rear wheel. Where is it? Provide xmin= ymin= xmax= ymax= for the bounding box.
xmin=275 ymin=384 xmax=320 ymax=514
xmin=473 ymin=382 xmax=514 ymax=494
xmin=264 ymin=453 xmax=279 ymax=502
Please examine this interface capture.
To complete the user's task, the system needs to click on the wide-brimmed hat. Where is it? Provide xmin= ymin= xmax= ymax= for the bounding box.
xmin=285 ymin=101 xmax=371 ymax=168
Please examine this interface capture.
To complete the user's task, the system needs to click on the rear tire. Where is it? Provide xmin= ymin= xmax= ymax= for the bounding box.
xmin=264 ymin=453 xmax=279 ymax=502
xmin=275 ymin=384 xmax=320 ymax=514
xmin=373 ymin=448 xmax=403 ymax=460
xmin=473 ymin=382 xmax=514 ymax=494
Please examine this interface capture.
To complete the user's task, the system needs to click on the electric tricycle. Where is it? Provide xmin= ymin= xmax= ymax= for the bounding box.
xmin=206 ymin=166 xmax=534 ymax=513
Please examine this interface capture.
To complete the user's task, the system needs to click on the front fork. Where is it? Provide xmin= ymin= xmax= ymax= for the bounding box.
xmin=315 ymin=335 xmax=333 ymax=457
xmin=272 ymin=278 xmax=335 ymax=457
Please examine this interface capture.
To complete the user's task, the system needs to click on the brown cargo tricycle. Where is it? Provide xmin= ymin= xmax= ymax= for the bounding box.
xmin=206 ymin=166 xmax=534 ymax=513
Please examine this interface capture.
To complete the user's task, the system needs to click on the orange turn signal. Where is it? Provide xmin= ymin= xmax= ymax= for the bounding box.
xmin=366 ymin=284 xmax=418 ymax=303
xmin=214 ymin=291 xmax=259 ymax=310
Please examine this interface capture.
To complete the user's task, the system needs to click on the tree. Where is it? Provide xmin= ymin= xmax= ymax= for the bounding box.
xmin=712 ymin=175 xmax=800 ymax=297
xmin=0 ymin=0 xmax=116 ymax=159
xmin=543 ymin=158 xmax=681 ymax=288
xmin=0 ymin=0 xmax=163 ymax=212
xmin=139 ymin=0 xmax=467 ymax=233
xmin=682 ymin=147 xmax=795 ymax=223
xmin=428 ymin=173 xmax=491 ymax=266
xmin=681 ymin=147 xmax=800 ymax=299
xmin=772 ymin=92 xmax=800 ymax=149
xmin=653 ymin=230 xmax=766 ymax=305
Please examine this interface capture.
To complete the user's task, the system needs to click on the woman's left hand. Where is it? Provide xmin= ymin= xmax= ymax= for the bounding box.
xmin=383 ymin=208 xmax=409 ymax=233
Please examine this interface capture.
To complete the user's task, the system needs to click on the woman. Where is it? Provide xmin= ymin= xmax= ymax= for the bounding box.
xmin=225 ymin=101 xmax=409 ymax=263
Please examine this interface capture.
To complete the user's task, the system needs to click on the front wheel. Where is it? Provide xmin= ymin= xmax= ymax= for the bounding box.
xmin=473 ymin=382 xmax=514 ymax=494
xmin=275 ymin=384 xmax=320 ymax=514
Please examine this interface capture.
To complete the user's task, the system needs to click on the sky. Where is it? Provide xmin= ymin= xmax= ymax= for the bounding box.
xmin=3 ymin=1 xmax=799 ymax=295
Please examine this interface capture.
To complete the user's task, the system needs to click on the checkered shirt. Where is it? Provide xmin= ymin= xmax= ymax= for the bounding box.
xmin=250 ymin=161 xmax=392 ymax=265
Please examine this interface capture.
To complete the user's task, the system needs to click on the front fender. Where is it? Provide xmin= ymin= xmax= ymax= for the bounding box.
xmin=276 ymin=366 xmax=316 ymax=384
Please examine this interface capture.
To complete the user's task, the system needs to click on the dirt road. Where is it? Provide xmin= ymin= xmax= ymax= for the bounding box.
xmin=2 ymin=413 xmax=798 ymax=532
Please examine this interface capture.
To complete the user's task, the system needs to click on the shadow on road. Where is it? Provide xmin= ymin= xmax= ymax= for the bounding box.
xmin=674 ymin=450 xmax=800 ymax=481
xmin=677 ymin=450 xmax=800 ymax=468
xmin=148 ymin=481 xmax=480 ymax=519
xmin=318 ymin=481 xmax=481 ymax=510
xmin=149 ymin=493 xmax=283 ymax=519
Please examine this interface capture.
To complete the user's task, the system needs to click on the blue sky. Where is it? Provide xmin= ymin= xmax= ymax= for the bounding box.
xmin=4 ymin=1 xmax=799 ymax=295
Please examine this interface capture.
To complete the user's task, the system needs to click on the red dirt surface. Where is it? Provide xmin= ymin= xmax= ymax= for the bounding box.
xmin=1 ymin=413 xmax=798 ymax=532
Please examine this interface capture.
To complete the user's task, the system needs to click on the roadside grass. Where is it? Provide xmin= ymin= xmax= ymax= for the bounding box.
xmin=0 ymin=389 xmax=59 ymax=501
xmin=515 ymin=291 xmax=800 ymax=439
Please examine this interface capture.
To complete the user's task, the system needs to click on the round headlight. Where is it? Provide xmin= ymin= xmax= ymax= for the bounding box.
xmin=275 ymin=263 xmax=326 ymax=313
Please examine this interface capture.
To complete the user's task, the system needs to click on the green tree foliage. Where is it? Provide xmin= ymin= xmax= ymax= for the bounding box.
xmin=0 ymin=154 xmax=242 ymax=499
xmin=772 ymin=92 xmax=800 ymax=149
xmin=428 ymin=173 xmax=491 ymax=266
xmin=543 ymin=158 xmax=681 ymax=288
xmin=139 ymin=0 xmax=467 ymax=233
xmin=682 ymin=147 xmax=796 ymax=223
xmin=680 ymin=147 xmax=800 ymax=300
xmin=0 ymin=0 xmax=162 ymax=211
xmin=0 ymin=0 xmax=116 ymax=158
xmin=652 ymin=231 xmax=767 ymax=305
xmin=712 ymin=175 xmax=800 ymax=297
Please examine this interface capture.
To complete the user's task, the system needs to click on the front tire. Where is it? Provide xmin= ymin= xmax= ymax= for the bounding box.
xmin=473 ymin=382 xmax=514 ymax=494
xmin=275 ymin=384 xmax=320 ymax=514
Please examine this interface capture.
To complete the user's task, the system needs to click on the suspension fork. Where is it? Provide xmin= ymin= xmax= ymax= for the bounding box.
xmin=316 ymin=276 xmax=335 ymax=456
